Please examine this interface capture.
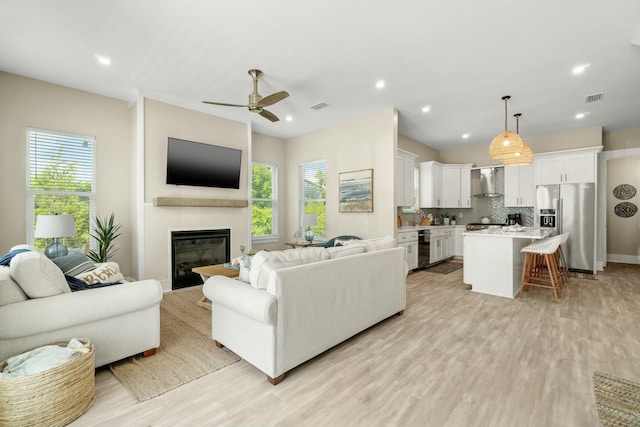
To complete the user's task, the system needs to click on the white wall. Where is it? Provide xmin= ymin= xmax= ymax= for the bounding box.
xmin=285 ymin=108 xmax=398 ymax=241
xmin=141 ymin=98 xmax=250 ymax=289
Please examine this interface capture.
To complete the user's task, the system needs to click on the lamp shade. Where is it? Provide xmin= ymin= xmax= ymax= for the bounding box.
xmin=503 ymin=144 xmax=533 ymax=166
xmin=301 ymin=214 xmax=318 ymax=228
xmin=34 ymin=215 xmax=76 ymax=238
xmin=489 ymin=131 xmax=525 ymax=159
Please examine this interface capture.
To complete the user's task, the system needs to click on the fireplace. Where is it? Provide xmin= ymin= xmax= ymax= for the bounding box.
xmin=170 ymin=229 xmax=230 ymax=290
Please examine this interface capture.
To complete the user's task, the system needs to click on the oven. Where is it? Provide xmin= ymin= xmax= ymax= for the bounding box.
xmin=417 ymin=229 xmax=431 ymax=268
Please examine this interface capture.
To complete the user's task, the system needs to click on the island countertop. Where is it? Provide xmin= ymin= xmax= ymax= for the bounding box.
xmin=463 ymin=227 xmax=553 ymax=240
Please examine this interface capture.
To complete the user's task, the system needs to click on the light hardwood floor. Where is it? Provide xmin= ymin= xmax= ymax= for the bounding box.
xmin=70 ymin=262 xmax=640 ymax=427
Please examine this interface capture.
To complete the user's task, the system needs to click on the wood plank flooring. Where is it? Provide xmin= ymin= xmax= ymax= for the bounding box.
xmin=69 ymin=262 xmax=640 ymax=427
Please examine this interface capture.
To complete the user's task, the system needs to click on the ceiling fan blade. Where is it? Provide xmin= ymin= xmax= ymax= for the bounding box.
xmin=258 ymin=109 xmax=280 ymax=122
xmin=202 ymin=101 xmax=248 ymax=108
xmin=257 ymin=91 xmax=289 ymax=107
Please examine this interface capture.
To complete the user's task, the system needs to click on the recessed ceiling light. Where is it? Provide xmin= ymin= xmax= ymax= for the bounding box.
xmin=285 ymin=115 xmax=293 ymax=122
xmin=375 ymin=80 xmax=385 ymax=89
xmin=575 ymin=112 xmax=589 ymax=119
xmin=94 ymin=54 xmax=111 ymax=66
xmin=462 ymin=133 xmax=470 ymax=139
xmin=421 ymin=105 xmax=431 ymax=113
xmin=572 ymin=64 xmax=590 ymax=75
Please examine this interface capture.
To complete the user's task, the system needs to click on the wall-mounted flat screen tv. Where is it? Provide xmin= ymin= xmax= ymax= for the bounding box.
xmin=166 ymin=137 xmax=242 ymax=189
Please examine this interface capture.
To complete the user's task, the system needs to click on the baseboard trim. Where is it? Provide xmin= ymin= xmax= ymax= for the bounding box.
xmin=607 ymin=254 xmax=640 ymax=265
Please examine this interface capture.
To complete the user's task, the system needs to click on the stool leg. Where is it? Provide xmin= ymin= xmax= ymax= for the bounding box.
xmin=545 ymin=253 xmax=561 ymax=302
xmin=520 ymin=252 xmax=532 ymax=297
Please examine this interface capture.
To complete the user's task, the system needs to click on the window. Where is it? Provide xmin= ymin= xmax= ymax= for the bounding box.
xmin=300 ymin=160 xmax=326 ymax=238
xmin=251 ymin=162 xmax=278 ymax=242
xmin=26 ymin=129 xmax=96 ymax=252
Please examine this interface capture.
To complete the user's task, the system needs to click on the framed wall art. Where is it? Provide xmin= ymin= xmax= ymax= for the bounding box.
xmin=339 ymin=169 xmax=373 ymax=213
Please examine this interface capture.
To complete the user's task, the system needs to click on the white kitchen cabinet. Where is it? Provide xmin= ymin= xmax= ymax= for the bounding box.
xmin=534 ymin=147 xmax=601 ymax=185
xmin=396 ymin=149 xmax=418 ymax=207
xmin=504 ymin=164 xmax=534 ymax=207
xmin=454 ymin=226 xmax=465 ymax=258
xmin=419 ymin=161 xmax=442 ymax=208
xmin=430 ymin=227 xmax=453 ymax=263
xmin=441 ymin=164 xmax=473 ymax=208
xmin=397 ymin=230 xmax=418 ymax=270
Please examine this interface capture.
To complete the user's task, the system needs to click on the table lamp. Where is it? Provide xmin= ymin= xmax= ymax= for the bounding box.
xmin=301 ymin=214 xmax=318 ymax=242
xmin=34 ymin=214 xmax=76 ymax=258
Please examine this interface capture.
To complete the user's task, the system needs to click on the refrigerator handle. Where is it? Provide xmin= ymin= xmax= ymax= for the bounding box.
xmin=557 ymin=198 xmax=563 ymax=234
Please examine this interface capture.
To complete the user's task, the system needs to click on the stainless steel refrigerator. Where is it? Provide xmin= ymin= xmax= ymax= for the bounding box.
xmin=535 ymin=183 xmax=595 ymax=273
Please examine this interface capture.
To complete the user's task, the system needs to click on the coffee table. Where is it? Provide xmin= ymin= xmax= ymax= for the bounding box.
xmin=192 ymin=264 xmax=240 ymax=309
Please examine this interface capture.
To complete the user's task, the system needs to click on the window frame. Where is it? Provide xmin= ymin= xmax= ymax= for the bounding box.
xmin=251 ymin=161 xmax=279 ymax=244
xmin=26 ymin=128 xmax=97 ymax=250
xmin=299 ymin=159 xmax=327 ymax=240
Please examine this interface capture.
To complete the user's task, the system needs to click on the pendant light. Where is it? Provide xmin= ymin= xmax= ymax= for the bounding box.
xmin=489 ymin=95 xmax=524 ymax=159
xmin=503 ymin=113 xmax=533 ymax=166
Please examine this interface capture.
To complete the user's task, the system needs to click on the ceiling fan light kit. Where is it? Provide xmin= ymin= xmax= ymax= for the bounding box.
xmin=202 ymin=69 xmax=289 ymax=122
xmin=502 ymin=113 xmax=533 ymax=166
xmin=489 ymin=95 xmax=525 ymax=159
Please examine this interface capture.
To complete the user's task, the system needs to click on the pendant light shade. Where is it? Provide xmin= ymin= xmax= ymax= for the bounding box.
xmin=489 ymin=96 xmax=525 ymax=159
xmin=503 ymin=113 xmax=533 ymax=166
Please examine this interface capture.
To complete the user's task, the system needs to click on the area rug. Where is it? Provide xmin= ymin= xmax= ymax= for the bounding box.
xmin=424 ymin=261 xmax=463 ymax=274
xmin=593 ymin=371 xmax=640 ymax=426
xmin=110 ymin=286 xmax=240 ymax=402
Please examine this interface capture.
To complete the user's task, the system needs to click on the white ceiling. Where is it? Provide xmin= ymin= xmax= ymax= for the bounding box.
xmin=1 ymin=0 xmax=639 ymax=150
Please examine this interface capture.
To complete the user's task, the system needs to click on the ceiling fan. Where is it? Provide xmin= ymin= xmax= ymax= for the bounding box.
xmin=202 ymin=69 xmax=289 ymax=122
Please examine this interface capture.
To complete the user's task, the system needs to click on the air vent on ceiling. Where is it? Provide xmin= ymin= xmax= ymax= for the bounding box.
xmin=310 ymin=102 xmax=328 ymax=110
xmin=585 ymin=93 xmax=604 ymax=103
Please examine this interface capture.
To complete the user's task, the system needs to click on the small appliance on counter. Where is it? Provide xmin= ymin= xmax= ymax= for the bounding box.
xmin=507 ymin=214 xmax=522 ymax=225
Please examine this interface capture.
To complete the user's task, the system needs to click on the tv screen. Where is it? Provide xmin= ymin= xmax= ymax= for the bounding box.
xmin=166 ymin=137 xmax=242 ymax=189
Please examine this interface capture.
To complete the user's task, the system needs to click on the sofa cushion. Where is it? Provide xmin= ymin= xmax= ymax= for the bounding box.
xmin=326 ymin=245 xmax=366 ymax=259
xmin=75 ymin=262 xmax=124 ymax=284
xmin=0 ymin=266 xmax=28 ymax=306
xmin=9 ymin=251 xmax=71 ymax=298
xmin=52 ymin=252 xmax=95 ymax=276
xmin=345 ymin=236 xmax=396 ymax=252
xmin=249 ymin=247 xmax=329 ymax=290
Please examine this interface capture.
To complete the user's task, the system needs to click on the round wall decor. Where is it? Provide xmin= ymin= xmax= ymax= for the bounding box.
xmin=614 ymin=202 xmax=638 ymax=218
xmin=613 ymin=184 xmax=636 ymax=200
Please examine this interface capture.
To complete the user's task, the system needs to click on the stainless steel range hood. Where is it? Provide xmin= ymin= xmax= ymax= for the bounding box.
xmin=471 ymin=166 xmax=504 ymax=197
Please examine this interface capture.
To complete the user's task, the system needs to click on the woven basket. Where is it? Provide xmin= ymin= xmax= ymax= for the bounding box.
xmin=0 ymin=339 xmax=95 ymax=427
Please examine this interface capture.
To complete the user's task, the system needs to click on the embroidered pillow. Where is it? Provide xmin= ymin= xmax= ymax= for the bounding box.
xmin=76 ymin=263 xmax=125 ymax=285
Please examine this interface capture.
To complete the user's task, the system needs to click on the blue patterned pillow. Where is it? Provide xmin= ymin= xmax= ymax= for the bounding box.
xmin=52 ymin=252 xmax=95 ymax=276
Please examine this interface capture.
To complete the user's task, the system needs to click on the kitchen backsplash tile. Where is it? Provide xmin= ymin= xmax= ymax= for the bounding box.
xmin=397 ymin=196 xmax=533 ymax=226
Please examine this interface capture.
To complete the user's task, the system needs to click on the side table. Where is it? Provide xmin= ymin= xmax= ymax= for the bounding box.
xmin=285 ymin=241 xmax=314 ymax=248
xmin=192 ymin=264 xmax=240 ymax=310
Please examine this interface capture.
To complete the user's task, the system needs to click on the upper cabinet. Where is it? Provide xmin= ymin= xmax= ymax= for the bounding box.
xmin=396 ymin=149 xmax=418 ymax=207
xmin=419 ymin=161 xmax=472 ymax=208
xmin=504 ymin=164 xmax=534 ymax=207
xmin=419 ymin=161 xmax=442 ymax=208
xmin=441 ymin=164 xmax=472 ymax=208
xmin=534 ymin=147 xmax=602 ymax=185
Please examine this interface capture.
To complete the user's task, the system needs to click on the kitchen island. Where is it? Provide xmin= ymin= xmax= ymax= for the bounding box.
xmin=463 ymin=227 xmax=554 ymax=298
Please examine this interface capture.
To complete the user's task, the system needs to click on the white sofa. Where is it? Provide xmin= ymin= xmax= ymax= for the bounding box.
xmin=202 ymin=241 xmax=407 ymax=384
xmin=0 ymin=247 xmax=163 ymax=367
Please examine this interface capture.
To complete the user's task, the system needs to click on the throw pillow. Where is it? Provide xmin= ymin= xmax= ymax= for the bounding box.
xmin=237 ymin=255 xmax=252 ymax=283
xmin=333 ymin=237 xmax=357 ymax=247
xmin=52 ymin=252 xmax=95 ymax=276
xmin=326 ymin=245 xmax=366 ymax=259
xmin=9 ymin=251 xmax=71 ymax=298
xmin=0 ymin=248 xmax=30 ymax=266
xmin=76 ymin=263 xmax=125 ymax=285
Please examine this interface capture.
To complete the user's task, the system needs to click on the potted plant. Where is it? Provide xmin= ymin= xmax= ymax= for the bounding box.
xmin=87 ymin=213 xmax=122 ymax=263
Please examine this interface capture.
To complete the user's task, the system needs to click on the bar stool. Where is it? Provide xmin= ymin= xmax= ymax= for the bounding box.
xmin=519 ymin=235 xmax=564 ymax=302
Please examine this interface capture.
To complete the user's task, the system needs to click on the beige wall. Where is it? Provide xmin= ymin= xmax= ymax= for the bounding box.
xmin=603 ymin=128 xmax=640 ymax=151
xmin=0 ymin=72 xmax=134 ymax=274
xmin=439 ymin=127 xmax=603 ymax=166
xmin=398 ymin=134 xmax=439 ymax=163
xmin=285 ymin=109 xmax=398 ymax=241
xmin=251 ymin=132 xmax=288 ymax=251
xmin=606 ymin=156 xmax=640 ymax=262
xmin=142 ymin=99 xmax=249 ymax=289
